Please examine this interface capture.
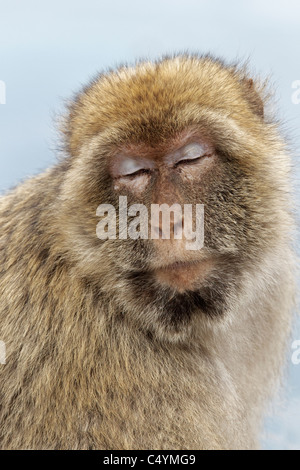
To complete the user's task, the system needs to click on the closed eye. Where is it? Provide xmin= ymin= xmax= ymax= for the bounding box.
xmin=174 ymin=155 xmax=207 ymax=167
xmin=122 ymin=168 xmax=151 ymax=178
xmin=113 ymin=156 xmax=154 ymax=179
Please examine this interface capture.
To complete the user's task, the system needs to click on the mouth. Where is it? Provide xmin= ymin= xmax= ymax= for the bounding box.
xmin=158 ymin=260 xmax=201 ymax=270
xmin=124 ymin=255 xmax=231 ymax=326
xmin=154 ymin=258 xmax=215 ymax=292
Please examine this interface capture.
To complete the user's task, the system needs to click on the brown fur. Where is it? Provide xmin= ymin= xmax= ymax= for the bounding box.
xmin=0 ymin=54 xmax=295 ymax=449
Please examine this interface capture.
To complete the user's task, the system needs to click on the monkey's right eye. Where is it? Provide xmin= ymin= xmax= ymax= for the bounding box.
xmin=111 ymin=156 xmax=154 ymax=179
xmin=122 ymin=168 xmax=151 ymax=178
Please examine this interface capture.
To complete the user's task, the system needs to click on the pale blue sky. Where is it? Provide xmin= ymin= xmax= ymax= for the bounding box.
xmin=0 ymin=0 xmax=299 ymax=449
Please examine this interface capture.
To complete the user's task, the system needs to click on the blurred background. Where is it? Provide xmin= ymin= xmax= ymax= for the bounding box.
xmin=0 ymin=0 xmax=299 ymax=449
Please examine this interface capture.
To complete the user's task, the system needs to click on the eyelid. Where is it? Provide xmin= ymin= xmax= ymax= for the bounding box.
xmin=118 ymin=159 xmax=147 ymax=176
xmin=112 ymin=156 xmax=154 ymax=178
xmin=182 ymin=143 xmax=208 ymax=159
xmin=174 ymin=156 xmax=204 ymax=167
xmin=122 ymin=168 xmax=151 ymax=178
xmin=173 ymin=142 xmax=211 ymax=166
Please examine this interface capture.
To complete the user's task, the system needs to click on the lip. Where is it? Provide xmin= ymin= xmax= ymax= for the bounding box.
xmin=154 ymin=258 xmax=214 ymax=292
xmin=156 ymin=260 xmax=202 ymax=271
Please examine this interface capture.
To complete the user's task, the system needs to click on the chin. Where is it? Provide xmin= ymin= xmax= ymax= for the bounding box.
xmin=123 ymin=256 xmax=239 ymax=343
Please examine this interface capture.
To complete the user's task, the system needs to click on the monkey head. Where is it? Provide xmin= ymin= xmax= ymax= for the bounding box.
xmin=58 ymin=55 xmax=290 ymax=342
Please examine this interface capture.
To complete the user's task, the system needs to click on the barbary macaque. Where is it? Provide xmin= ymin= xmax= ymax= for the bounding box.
xmin=0 ymin=54 xmax=295 ymax=449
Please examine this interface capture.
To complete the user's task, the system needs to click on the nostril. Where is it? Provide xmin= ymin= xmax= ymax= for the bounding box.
xmin=173 ymin=219 xmax=184 ymax=238
xmin=157 ymin=226 xmax=163 ymax=238
xmin=152 ymin=220 xmax=184 ymax=239
xmin=150 ymin=208 xmax=184 ymax=240
xmin=151 ymin=225 xmax=163 ymax=238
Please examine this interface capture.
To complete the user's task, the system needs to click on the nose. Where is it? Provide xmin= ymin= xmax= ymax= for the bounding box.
xmin=150 ymin=204 xmax=184 ymax=240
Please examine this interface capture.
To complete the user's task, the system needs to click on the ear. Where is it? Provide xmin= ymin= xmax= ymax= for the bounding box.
xmin=242 ymin=78 xmax=264 ymax=118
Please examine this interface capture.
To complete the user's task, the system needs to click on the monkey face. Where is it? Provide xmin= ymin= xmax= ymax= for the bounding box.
xmin=99 ymin=130 xmax=244 ymax=341
xmin=61 ymin=57 xmax=287 ymax=342
xmin=63 ymin=128 xmax=264 ymax=342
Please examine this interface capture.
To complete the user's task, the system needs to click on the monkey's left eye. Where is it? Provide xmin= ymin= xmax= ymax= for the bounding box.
xmin=175 ymin=155 xmax=206 ymax=167
xmin=174 ymin=142 xmax=211 ymax=167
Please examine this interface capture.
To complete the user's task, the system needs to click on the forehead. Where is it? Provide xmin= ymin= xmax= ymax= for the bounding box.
xmin=67 ymin=57 xmax=257 ymax=158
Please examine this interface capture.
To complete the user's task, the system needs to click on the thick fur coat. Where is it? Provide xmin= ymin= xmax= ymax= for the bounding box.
xmin=0 ymin=54 xmax=295 ymax=449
